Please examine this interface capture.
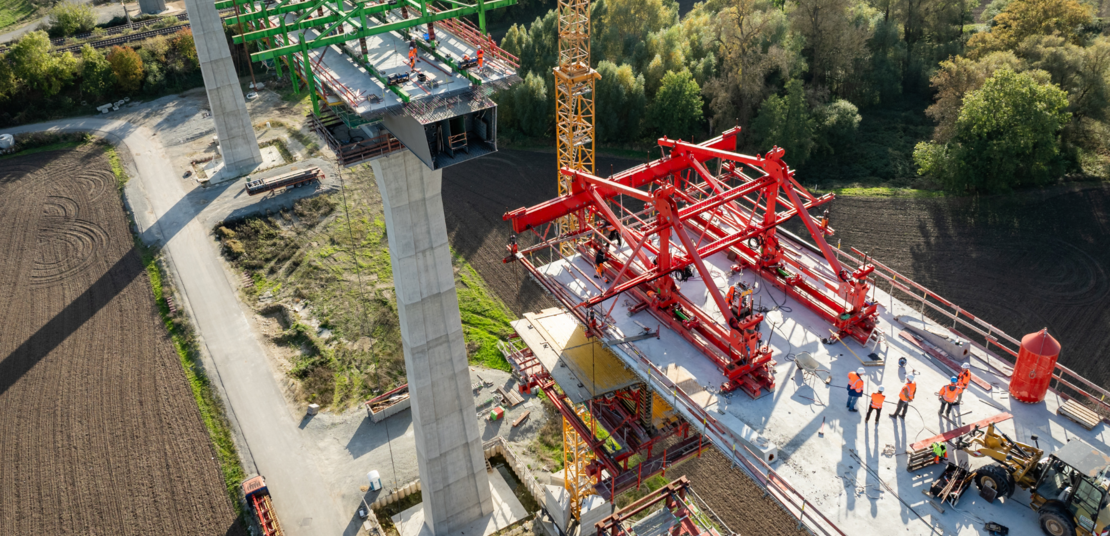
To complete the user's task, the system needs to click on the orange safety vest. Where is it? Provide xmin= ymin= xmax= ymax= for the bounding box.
xmin=848 ymin=372 xmax=864 ymax=393
xmin=870 ymin=392 xmax=885 ymax=409
xmin=957 ymin=369 xmax=971 ymax=389
xmin=900 ymin=382 xmax=916 ymax=402
xmin=477 ymin=48 xmax=484 ymax=66
xmin=939 ymin=384 xmax=960 ymax=403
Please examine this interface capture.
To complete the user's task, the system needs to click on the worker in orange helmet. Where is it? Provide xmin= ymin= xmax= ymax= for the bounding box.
xmin=891 ymin=374 xmax=916 ymax=419
xmin=865 ymin=385 xmax=886 ymax=423
xmin=846 ymin=368 xmax=865 ymax=412
xmin=477 ymin=46 xmax=484 ymax=68
xmin=956 ymin=362 xmax=971 ymax=403
xmin=594 ymin=244 xmax=610 ymax=284
xmin=938 ymin=376 xmax=961 ymax=417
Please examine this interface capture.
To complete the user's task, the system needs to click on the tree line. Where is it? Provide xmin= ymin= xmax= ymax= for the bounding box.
xmin=494 ymin=0 xmax=1110 ymax=192
xmin=0 ymin=29 xmax=201 ymax=125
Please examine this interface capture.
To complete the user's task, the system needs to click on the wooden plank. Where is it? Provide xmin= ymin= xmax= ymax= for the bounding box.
xmin=908 ymin=412 xmax=1012 ymax=453
xmin=512 ymin=410 xmax=531 ymax=427
xmin=1058 ymin=399 xmax=1099 ymax=430
xmin=899 ymin=331 xmax=992 ymax=391
xmin=830 ymin=330 xmax=883 ymax=366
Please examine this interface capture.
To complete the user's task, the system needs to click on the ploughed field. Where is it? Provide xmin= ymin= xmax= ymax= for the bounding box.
xmin=819 ymin=185 xmax=1110 ymax=390
xmin=0 ymin=147 xmax=239 ymax=535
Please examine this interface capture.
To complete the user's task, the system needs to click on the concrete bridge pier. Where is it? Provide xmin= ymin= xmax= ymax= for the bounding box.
xmin=181 ymin=0 xmax=262 ymax=176
xmin=370 ymin=151 xmax=494 ymax=535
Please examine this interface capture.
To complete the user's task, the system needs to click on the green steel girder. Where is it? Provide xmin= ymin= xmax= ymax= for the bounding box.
xmin=218 ymin=0 xmax=318 ymax=22
xmin=245 ymin=0 xmax=515 ymax=62
xmin=233 ymin=0 xmax=388 ymax=43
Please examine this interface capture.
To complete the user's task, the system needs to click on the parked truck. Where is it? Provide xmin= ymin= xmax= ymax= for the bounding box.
xmin=242 ymin=476 xmax=284 ymax=536
xmin=245 ymin=167 xmax=324 ymax=196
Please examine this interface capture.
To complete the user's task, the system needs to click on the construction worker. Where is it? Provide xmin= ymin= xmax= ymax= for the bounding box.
xmin=931 ymin=441 xmax=948 ymax=464
xmin=477 ymin=46 xmax=484 ymax=68
xmin=866 ymin=385 xmax=886 ymax=422
xmin=846 ymin=368 xmax=865 ymax=412
xmin=938 ymin=376 xmax=961 ymax=417
xmin=408 ymin=41 xmax=418 ymax=71
xmin=891 ymin=375 xmax=916 ymax=419
xmin=594 ymin=245 xmax=609 ymax=283
xmin=957 ymin=362 xmax=971 ymax=403
xmin=607 ymin=225 xmax=622 ymax=248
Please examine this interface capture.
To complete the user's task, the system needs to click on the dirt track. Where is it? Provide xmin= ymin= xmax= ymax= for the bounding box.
xmin=0 ymin=147 xmax=239 ymax=535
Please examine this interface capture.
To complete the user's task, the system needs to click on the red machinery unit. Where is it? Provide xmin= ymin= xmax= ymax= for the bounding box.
xmin=243 ymin=476 xmax=284 ymax=536
xmin=503 ymin=128 xmax=878 ymax=396
xmin=1010 ymin=329 xmax=1061 ymax=403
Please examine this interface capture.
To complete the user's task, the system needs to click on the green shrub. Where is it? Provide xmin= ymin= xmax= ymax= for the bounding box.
xmin=46 ymin=2 xmax=96 ymax=38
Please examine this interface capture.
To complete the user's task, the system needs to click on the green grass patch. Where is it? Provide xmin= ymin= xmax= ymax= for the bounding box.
xmin=104 ymin=145 xmax=129 ymax=186
xmin=454 ymin=254 xmax=514 ymax=372
xmin=0 ymin=0 xmax=40 ymax=33
xmin=0 ymin=132 xmax=92 ymax=161
xmin=215 ymin=164 xmax=516 ymax=409
xmin=828 ymin=186 xmax=946 ymax=198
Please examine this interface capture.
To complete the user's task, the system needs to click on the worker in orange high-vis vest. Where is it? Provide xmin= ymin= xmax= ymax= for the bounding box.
xmin=846 ymin=368 xmax=865 ymax=412
xmin=408 ymin=42 xmax=418 ymax=71
xmin=891 ymin=375 xmax=916 ymax=419
xmin=938 ymin=377 xmax=961 ymax=417
xmin=865 ymin=386 xmax=886 ymax=423
xmin=477 ymin=46 xmax=484 ymax=68
xmin=956 ymin=362 xmax=971 ymax=402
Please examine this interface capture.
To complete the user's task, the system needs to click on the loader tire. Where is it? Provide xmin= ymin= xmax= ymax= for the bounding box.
xmin=1038 ymin=506 xmax=1076 ymax=536
xmin=975 ymin=463 xmax=1015 ymax=499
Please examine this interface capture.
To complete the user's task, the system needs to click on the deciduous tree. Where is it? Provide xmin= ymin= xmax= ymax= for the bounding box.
xmin=649 ymin=69 xmax=702 ymax=140
xmin=914 ymin=68 xmax=1070 ymax=191
xmin=968 ymin=0 xmax=1092 ymax=56
xmin=79 ymin=45 xmax=115 ymax=100
xmin=595 ymin=60 xmax=646 ymax=142
xmin=751 ymin=78 xmax=815 ymax=164
xmin=7 ymin=31 xmax=78 ymax=98
xmin=107 ymin=46 xmax=144 ymax=93
xmin=46 ymin=1 xmax=96 ymax=38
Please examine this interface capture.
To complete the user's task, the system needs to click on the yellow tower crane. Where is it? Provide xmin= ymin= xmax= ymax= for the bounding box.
xmin=554 ymin=0 xmax=600 ymax=520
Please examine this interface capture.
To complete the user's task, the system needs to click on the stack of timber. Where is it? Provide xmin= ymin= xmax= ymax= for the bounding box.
xmin=1057 ymin=399 xmax=1101 ymax=430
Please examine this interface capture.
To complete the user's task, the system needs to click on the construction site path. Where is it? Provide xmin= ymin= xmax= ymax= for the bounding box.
xmin=6 ymin=118 xmax=348 ymax=536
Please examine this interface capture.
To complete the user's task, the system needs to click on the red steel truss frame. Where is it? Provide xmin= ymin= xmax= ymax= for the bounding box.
xmin=499 ymin=336 xmax=704 ymax=500
xmin=503 ymin=128 xmax=879 ymax=396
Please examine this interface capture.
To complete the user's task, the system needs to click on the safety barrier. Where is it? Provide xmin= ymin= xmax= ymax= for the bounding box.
xmin=831 ymin=245 xmax=1110 ymax=424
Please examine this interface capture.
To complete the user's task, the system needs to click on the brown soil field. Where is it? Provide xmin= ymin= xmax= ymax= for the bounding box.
xmin=814 ymin=185 xmax=1110 ymax=390
xmin=0 ymin=146 xmax=240 ymax=535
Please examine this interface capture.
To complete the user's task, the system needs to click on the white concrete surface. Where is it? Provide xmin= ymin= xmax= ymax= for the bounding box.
xmin=183 ymin=0 xmax=262 ymax=176
xmin=393 ymin=469 xmax=527 ymax=536
xmin=370 ymin=150 xmax=493 ymax=535
xmin=5 ymin=118 xmax=344 ymax=536
xmin=524 ymin=234 xmax=1110 ymax=536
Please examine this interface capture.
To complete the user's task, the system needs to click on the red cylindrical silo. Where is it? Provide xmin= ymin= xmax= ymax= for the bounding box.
xmin=1009 ymin=329 xmax=1061 ymax=403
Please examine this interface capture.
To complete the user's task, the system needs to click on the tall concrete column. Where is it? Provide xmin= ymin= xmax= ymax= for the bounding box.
xmin=182 ymin=0 xmax=262 ymax=176
xmin=371 ymin=151 xmax=493 ymax=535
xmin=139 ymin=0 xmax=166 ymax=14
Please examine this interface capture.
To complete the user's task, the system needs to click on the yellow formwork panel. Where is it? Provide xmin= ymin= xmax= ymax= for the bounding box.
xmin=536 ymin=313 xmax=639 ymax=399
xmin=652 ymin=390 xmax=677 ymax=429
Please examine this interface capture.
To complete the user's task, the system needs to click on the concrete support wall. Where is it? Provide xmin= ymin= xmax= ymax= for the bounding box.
xmin=138 ymin=0 xmax=166 ymax=14
xmin=182 ymin=0 xmax=262 ymax=176
xmin=371 ymin=151 xmax=493 ymax=535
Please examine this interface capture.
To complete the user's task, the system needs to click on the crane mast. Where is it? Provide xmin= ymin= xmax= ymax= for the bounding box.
xmin=554 ymin=0 xmax=600 ymax=520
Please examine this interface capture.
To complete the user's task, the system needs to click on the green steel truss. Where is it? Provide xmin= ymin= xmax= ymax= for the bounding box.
xmin=223 ymin=0 xmax=515 ymax=116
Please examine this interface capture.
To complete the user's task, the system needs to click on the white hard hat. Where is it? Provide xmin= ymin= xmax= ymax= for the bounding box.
xmin=857 ymin=368 xmax=865 ymax=375
xmin=962 ymin=362 xmax=971 ymax=369
xmin=907 ymin=374 xmax=915 ymax=382
xmin=878 ymin=386 xmax=885 ymax=392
